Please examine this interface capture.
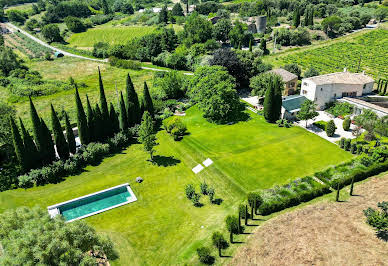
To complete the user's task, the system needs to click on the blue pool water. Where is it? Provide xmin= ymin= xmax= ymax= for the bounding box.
xmin=60 ymin=186 xmax=131 ymax=221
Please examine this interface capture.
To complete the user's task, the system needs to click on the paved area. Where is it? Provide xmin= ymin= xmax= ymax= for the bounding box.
xmin=296 ymin=111 xmax=357 ymax=143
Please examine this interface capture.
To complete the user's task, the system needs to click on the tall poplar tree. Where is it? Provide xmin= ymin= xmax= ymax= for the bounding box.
xmin=142 ymin=82 xmax=154 ymax=117
xmin=40 ymin=118 xmax=56 ymax=164
xmin=119 ymin=91 xmax=128 ymax=131
xmin=19 ymin=118 xmax=38 ymax=170
xmin=51 ymin=104 xmax=69 ymax=160
xmin=86 ymin=95 xmax=95 ymax=142
xmin=125 ymin=74 xmax=141 ymax=125
xmin=98 ymin=67 xmax=110 ymax=138
xmin=10 ymin=117 xmax=27 ymax=171
xmin=74 ymin=86 xmax=89 ymax=145
xmin=64 ymin=111 xmax=76 ymax=154
xmin=109 ymin=103 xmax=120 ymax=134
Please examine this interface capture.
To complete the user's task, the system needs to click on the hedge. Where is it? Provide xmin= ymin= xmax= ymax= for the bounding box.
xmin=18 ymin=131 xmax=132 ymax=189
xmin=258 ymin=176 xmax=331 ymax=215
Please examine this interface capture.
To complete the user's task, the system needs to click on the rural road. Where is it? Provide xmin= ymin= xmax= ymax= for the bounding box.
xmin=5 ymin=23 xmax=193 ymax=75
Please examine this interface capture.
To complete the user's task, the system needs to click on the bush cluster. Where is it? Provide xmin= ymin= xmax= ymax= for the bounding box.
xmin=363 ymin=201 xmax=388 ymax=237
xmin=17 ymin=131 xmax=132 ymax=189
xmin=313 ymin=120 xmax=327 ymax=130
xmin=163 ymin=117 xmax=187 ymax=141
xmin=109 ymin=56 xmax=141 ymax=70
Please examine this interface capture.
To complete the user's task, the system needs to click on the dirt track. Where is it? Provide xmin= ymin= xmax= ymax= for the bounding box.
xmin=231 ymin=175 xmax=388 ymax=266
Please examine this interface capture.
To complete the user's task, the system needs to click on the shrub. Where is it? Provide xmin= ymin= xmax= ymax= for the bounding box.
xmin=313 ymin=120 xmax=327 ymax=130
xmin=191 ymin=193 xmax=202 ymax=207
xmin=164 ymin=117 xmax=187 ymax=140
xmin=185 ymin=184 xmax=195 ymax=199
xmin=357 ymin=145 xmax=363 ymax=154
xmin=200 ymin=182 xmax=208 ymax=195
xmin=326 ymin=102 xmax=354 ymax=117
xmin=350 ymin=142 xmax=357 ymax=154
xmin=363 ymin=202 xmax=388 ymax=235
xmin=208 ymin=187 xmax=215 ymax=203
xmin=340 ymin=137 xmax=345 ymax=149
xmin=326 ymin=120 xmax=336 ymax=137
xmin=109 ymin=56 xmax=141 ymax=70
xmin=93 ymin=42 xmax=110 ymax=58
xmin=344 ymin=139 xmax=351 ymax=151
xmin=108 ymin=131 xmax=130 ymax=152
xmin=343 ymin=116 xmax=351 ymax=131
xmin=196 ymin=247 xmax=214 ymax=265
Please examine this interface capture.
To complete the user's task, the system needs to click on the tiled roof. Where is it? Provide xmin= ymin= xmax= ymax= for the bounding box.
xmin=303 ymin=71 xmax=374 ymax=85
xmin=268 ymin=68 xmax=298 ymax=82
xmin=282 ymin=95 xmax=308 ymax=112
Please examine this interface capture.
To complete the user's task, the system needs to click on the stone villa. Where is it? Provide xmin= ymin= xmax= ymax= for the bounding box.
xmin=300 ymin=70 xmax=374 ymax=110
xmin=268 ymin=68 xmax=298 ymax=96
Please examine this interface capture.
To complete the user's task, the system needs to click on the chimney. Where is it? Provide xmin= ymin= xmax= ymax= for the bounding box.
xmin=343 ymin=67 xmax=347 ymax=72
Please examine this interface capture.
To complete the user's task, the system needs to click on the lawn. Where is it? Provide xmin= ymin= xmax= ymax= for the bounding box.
xmin=265 ymin=29 xmax=388 ymax=80
xmin=7 ymin=57 xmax=154 ymax=129
xmin=66 ymin=25 xmax=157 ymax=49
xmin=0 ymin=106 xmax=352 ymax=265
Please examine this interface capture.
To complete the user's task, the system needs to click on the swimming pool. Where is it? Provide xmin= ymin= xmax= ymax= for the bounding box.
xmin=47 ymin=183 xmax=137 ymax=222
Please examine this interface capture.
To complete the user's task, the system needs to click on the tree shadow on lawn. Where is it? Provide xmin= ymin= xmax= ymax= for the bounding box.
xmin=211 ymin=198 xmax=223 ymax=205
xmin=152 ymin=155 xmax=181 ymax=167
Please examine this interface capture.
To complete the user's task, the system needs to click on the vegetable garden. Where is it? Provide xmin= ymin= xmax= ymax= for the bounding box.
xmin=4 ymin=32 xmax=53 ymax=59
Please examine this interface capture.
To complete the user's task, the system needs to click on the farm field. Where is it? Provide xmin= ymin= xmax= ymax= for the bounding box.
xmin=266 ymin=28 xmax=388 ymax=80
xmin=66 ymin=25 xmax=157 ymax=49
xmin=7 ymin=57 xmax=154 ymax=129
xmin=232 ymin=174 xmax=388 ymax=265
xmin=0 ymin=106 xmax=352 ymax=265
xmin=3 ymin=31 xmax=52 ymax=59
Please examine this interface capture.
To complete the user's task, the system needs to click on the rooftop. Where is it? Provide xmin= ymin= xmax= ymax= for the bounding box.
xmin=282 ymin=95 xmax=308 ymax=112
xmin=303 ymin=71 xmax=374 ymax=85
xmin=268 ymin=68 xmax=298 ymax=83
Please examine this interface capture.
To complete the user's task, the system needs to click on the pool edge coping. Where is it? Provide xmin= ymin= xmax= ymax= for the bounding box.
xmin=47 ymin=183 xmax=137 ymax=223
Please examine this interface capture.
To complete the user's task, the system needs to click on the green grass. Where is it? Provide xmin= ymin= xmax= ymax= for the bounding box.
xmin=265 ymin=29 xmax=388 ymax=80
xmin=0 ymin=105 xmax=352 ymax=265
xmin=66 ymin=25 xmax=157 ymax=48
xmin=6 ymin=57 xmax=154 ymax=129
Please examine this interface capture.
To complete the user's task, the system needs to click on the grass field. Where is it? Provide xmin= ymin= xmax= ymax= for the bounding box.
xmin=0 ymin=106 xmax=352 ymax=265
xmin=7 ymin=57 xmax=154 ymax=129
xmin=265 ymin=29 xmax=388 ymax=80
xmin=66 ymin=25 xmax=157 ymax=48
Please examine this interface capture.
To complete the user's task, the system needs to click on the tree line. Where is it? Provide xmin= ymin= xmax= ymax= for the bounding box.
xmin=10 ymin=69 xmax=154 ymax=174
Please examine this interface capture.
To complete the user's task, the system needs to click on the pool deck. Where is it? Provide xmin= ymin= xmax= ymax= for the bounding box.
xmin=47 ymin=183 xmax=137 ymax=222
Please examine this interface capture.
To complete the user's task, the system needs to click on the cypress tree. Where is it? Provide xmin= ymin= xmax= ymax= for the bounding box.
xmin=94 ymin=104 xmax=103 ymax=141
xmin=142 ymin=82 xmax=154 ymax=117
xmin=40 ymin=118 xmax=56 ymax=164
xmin=293 ymin=8 xmax=300 ymax=28
xmin=19 ymin=118 xmax=38 ymax=170
xmin=86 ymin=95 xmax=95 ymax=142
xmin=109 ymin=102 xmax=120 ymax=134
xmin=309 ymin=7 xmax=314 ymax=26
xmin=304 ymin=7 xmax=309 ymax=26
xmin=29 ymin=97 xmax=44 ymax=155
xmin=249 ymin=39 xmax=252 ymax=52
xmin=125 ymin=74 xmax=141 ymax=124
xmin=238 ymin=210 xmax=241 ymax=234
xmin=64 ymin=111 xmax=76 ymax=154
xmin=98 ymin=67 xmax=110 ymax=138
xmin=263 ymin=74 xmax=282 ymax=123
xmin=50 ymin=104 xmax=69 ymax=160
xmin=119 ymin=91 xmax=129 ymax=131
xmin=10 ymin=117 xmax=27 ymax=171
xmin=74 ymin=86 xmax=89 ymax=145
